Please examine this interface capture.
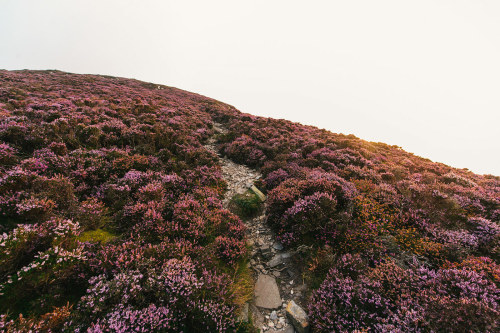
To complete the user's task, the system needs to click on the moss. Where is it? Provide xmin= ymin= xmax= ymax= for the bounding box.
xmin=76 ymin=229 xmax=116 ymax=244
xmin=230 ymin=190 xmax=262 ymax=219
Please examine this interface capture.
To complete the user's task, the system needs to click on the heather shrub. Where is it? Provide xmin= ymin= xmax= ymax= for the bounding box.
xmin=0 ymin=304 xmax=72 ymax=332
xmin=71 ymin=257 xmax=239 ymax=332
xmin=0 ymin=142 xmax=17 ymax=166
xmin=33 ymin=174 xmax=77 ymax=211
xmin=76 ymin=197 xmax=110 ymax=230
xmin=468 ymin=217 xmax=500 ymax=251
xmin=266 ymin=171 xmax=357 ymax=247
xmin=278 ymin=192 xmax=339 ymax=246
xmin=0 ymin=223 xmax=54 ymax=281
xmin=222 ymin=135 xmax=266 ymax=167
xmin=205 ymin=207 xmax=247 ymax=241
xmin=0 ymin=244 xmax=87 ymax=316
xmin=264 ymin=168 xmax=289 ymax=189
xmin=2 ymin=70 xmax=499 ymax=331
xmin=15 ymin=195 xmax=56 ymax=223
xmin=214 ymin=236 xmax=247 ymax=265
xmin=309 ymin=255 xmax=499 ymax=332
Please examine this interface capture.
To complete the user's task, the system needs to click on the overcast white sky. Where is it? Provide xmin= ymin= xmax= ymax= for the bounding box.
xmin=1 ymin=0 xmax=499 ymax=175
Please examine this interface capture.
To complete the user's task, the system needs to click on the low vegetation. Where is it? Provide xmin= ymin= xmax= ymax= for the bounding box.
xmin=230 ymin=190 xmax=262 ymax=219
xmin=0 ymin=70 xmax=498 ymax=332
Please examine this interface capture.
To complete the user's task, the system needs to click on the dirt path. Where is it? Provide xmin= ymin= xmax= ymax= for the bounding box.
xmin=205 ymin=123 xmax=307 ymax=333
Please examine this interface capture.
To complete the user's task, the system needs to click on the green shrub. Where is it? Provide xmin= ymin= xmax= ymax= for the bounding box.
xmin=230 ymin=191 xmax=262 ymax=219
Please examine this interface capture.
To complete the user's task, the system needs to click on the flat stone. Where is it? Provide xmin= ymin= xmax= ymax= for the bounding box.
xmin=284 ymin=326 xmax=295 ymax=333
xmin=286 ymin=301 xmax=309 ymax=333
xmin=268 ymin=254 xmax=284 ymax=268
xmin=255 ymin=275 xmax=282 ymax=309
xmin=238 ymin=303 xmax=249 ymax=322
xmin=249 ymin=303 xmax=265 ymax=328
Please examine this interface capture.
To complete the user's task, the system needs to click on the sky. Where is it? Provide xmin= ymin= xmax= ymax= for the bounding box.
xmin=1 ymin=0 xmax=499 ymax=175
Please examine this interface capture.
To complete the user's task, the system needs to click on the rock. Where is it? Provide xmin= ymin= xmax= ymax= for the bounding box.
xmin=273 ymin=242 xmax=284 ymax=251
xmin=260 ymin=245 xmax=273 ymax=259
xmin=268 ymin=252 xmax=291 ymax=267
xmin=281 ymin=252 xmax=291 ymax=259
xmin=249 ymin=303 xmax=265 ymax=328
xmin=250 ymin=185 xmax=266 ymax=202
xmin=296 ymin=284 xmax=307 ymax=293
xmin=268 ymin=254 xmax=284 ymax=268
xmin=255 ymin=275 xmax=282 ymax=309
xmin=238 ymin=303 xmax=249 ymax=322
xmin=270 ymin=310 xmax=278 ymax=321
xmin=286 ymin=301 xmax=309 ymax=333
xmin=284 ymin=326 xmax=295 ymax=333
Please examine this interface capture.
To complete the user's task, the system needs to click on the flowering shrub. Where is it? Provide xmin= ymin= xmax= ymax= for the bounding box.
xmin=309 ymin=254 xmax=499 ymax=332
xmin=266 ymin=171 xmax=357 ymax=246
xmin=77 ymin=197 xmax=110 ymax=230
xmin=0 ymin=70 xmax=248 ymax=330
xmin=222 ymin=135 xmax=266 ymax=167
xmin=0 ymin=142 xmax=17 ymax=166
xmin=71 ymin=257 xmax=238 ymax=332
xmin=1 ymin=70 xmax=498 ymax=331
xmin=208 ymin=96 xmax=500 ymax=331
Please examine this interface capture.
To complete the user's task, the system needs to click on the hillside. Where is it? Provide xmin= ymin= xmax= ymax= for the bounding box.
xmin=0 ymin=70 xmax=498 ymax=332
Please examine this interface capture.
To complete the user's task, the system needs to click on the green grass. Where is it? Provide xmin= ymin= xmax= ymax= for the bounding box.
xmin=76 ymin=229 xmax=116 ymax=244
xmin=229 ymin=190 xmax=262 ymax=219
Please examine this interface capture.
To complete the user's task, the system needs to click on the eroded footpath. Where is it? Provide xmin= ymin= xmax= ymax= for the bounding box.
xmin=205 ymin=123 xmax=309 ymax=333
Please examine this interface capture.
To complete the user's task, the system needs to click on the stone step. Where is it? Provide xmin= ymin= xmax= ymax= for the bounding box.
xmin=254 ymin=274 xmax=282 ymax=309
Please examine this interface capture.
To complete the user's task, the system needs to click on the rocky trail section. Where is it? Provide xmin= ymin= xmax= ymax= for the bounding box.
xmin=205 ymin=123 xmax=309 ymax=333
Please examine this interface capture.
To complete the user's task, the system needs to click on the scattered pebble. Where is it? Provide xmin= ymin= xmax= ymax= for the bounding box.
xmin=270 ymin=311 xmax=278 ymax=321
